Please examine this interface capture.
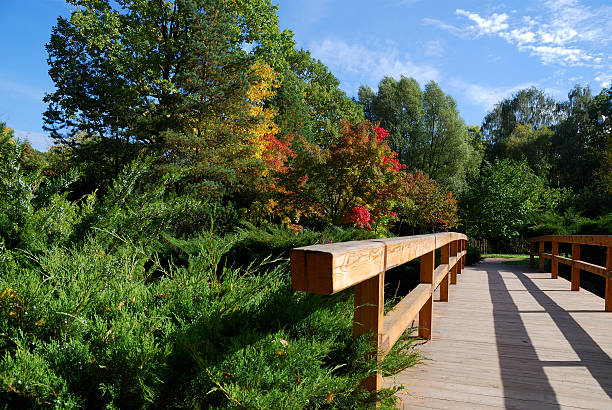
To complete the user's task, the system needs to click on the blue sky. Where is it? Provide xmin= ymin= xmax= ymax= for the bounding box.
xmin=1 ymin=0 xmax=610 ymax=151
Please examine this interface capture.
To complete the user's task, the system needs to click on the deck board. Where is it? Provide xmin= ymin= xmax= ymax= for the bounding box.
xmin=384 ymin=259 xmax=612 ymax=409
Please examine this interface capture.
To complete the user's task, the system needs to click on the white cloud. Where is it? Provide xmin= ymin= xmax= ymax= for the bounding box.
xmin=308 ymin=39 xmax=440 ymax=92
xmin=426 ymin=1 xmax=612 ymax=68
xmin=14 ymin=130 xmax=53 ymax=152
xmin=424 ymin=40 xmax=444 ymax=57
xmin=449 ymin=79 xmax=537 ymax=111
xmin=422 ymin=18 xmax=464 ymax=37
xmin=456 ymin=9 xmax=509 ymax=35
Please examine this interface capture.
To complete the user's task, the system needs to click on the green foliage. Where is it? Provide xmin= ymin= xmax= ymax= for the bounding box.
xmin=359 ymin=78 xmax=481 ymax=193
xmin=0 ymin=230 xmax=414 ymax=408
xmin=466 ymin=245 xmax=482 ymax=266
xmin=222 ymin=223 xmax=379 ymax=269
xmin=462 ymin=159 xmax=562 ymax=247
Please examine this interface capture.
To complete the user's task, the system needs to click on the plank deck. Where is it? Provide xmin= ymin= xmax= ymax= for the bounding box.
xmin=384 ymin=259 xmax=612 ymax=409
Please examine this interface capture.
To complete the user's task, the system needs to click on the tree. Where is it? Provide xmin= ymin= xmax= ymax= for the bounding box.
xmin=482 ymin=87 xmax=558 ymax=158
xmin=421 ymin=81 xmax=480 ymax=192
xmin=287 ymin=50 xmax=363 ymax=146
xmin=462 ymin=159 xmax=561 ymax=248
xmin=44 ymin=0 xmax=293 ymax=194
xmin=358 ymin=76 xmax=424 ymax=170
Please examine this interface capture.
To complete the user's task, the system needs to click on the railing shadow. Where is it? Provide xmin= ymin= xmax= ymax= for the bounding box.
xmin=486 ymin=262 xmax=561 ymax=409
xmin=485 ymin=261 xmax=612 ymax=409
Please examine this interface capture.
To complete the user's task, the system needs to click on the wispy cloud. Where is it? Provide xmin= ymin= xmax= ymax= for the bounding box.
xmin=424 ymin=1 xmax=612 ymax=68
xmin=422 ymin=18 xmax=464 ymax=37
xmin=449 ymin=79 xmax=537 ymax=111
xmin=424 ymin=40 xmax=444 ymax=57
xmin=456 ymin=9 xmax=509 ymax=35
xmin=0 ymin=78 xmax=45 ymax=101
xmin=309 ymin=39 xmax=440 ymax=93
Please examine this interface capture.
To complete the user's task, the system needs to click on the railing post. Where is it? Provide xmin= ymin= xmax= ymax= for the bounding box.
xmin=530 ymin=242 xmax=535 ymax=268
xmin=551 ymin=241 xmax=559 ymax=279
xmin=440 ymin=243 xmax=450 ymax=302
xmin=461 ymin=240 xmax=466 ymax=269
xmin=418 ymin=251 xmax=434 ymax=339
xmin=353 ymin=272 xmax=384 ymax=391
xmin=606 ymin=247 xmax=612 ymax=312
xmin=457 ymin=241 xmax=463 ymax=275
xmin=538 ymin=240 xmax=545 ymax=272
xmin=571 ymin=243 xmax=580 ymax=291
xmin=450 ymin=240 xmax=458 ymax=285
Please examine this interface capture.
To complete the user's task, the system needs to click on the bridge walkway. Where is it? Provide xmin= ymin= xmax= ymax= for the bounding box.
xmin=384 ymin=259 xmax=612 ymax=409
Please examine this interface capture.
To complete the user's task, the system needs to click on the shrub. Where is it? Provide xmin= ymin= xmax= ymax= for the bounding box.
xmin=466 ymin=245 xmax=482 ymax=265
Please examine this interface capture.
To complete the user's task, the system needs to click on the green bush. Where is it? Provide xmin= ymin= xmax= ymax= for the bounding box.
xmin=0 ymin=231 xmax=416 ymax=409
xmin=466 ymin=245 xmax=482 ymax=265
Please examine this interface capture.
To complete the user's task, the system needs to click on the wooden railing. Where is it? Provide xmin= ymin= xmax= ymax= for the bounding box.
xmin=528 ymin=235 xmax=612 ymax=311
xmin=290 ymin=232 xmax=468 ymax=391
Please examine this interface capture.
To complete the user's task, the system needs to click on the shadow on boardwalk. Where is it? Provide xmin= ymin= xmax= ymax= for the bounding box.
xmin=386 ymin=260 xmax=612 ymax=409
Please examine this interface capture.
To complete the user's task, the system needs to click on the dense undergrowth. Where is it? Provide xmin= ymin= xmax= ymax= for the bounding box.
xmin=0 ymin=137 xmax=419 ymax=409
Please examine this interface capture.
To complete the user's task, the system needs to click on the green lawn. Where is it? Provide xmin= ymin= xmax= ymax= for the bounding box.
xmin=482 ymin=253 xmax=532 ymax=266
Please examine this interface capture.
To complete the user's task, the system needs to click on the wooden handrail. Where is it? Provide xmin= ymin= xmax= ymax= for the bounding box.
xmin=290 ymin=232 xmax=468 ymax=391
xmin=527 ymin=235 xmax=612 ymax=310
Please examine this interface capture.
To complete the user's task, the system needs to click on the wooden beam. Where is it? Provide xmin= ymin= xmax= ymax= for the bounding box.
xmin=528 ymin=235 xmax=612 ymax=247
xmin=572 ymin=243 xmax=580 ymax=291
xmin=530 ymin=242 xmax=535 ymax=268
xmin=353 ymin=272 xmax=384 ymax=391
xmin=552 ymin=241 xmax=559 ymax=279
xmin=539 ymin=240 xmax=545 ymax=272
xmin=290 ymin=241 xmax=385 ymax=294
xmin=450 ymin=241 xmax=458 ymax=285
xmin=419 ymin=250 xmax=434 ymax=339
xmin=380 ymin=283 xmax=431 ymax=355
xmin=606 ymin=247 xmax=612 ymax=312
xmin=552 ymin=255 xmax=607 ymax=278
xmin=440 ymin=243 xmax=450 ymax=302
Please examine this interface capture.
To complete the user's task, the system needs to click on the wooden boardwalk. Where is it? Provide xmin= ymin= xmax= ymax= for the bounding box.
xmin=384 ymin=259 xmax=612 ymax=409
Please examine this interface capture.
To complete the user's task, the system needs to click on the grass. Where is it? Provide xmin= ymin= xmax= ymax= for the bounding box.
xmin=482 ymin=253 xmax=532 ymax=266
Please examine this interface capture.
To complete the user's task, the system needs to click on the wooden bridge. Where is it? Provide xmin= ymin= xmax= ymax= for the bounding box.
xmin=291 ymin=234 xmax=612 ymax=408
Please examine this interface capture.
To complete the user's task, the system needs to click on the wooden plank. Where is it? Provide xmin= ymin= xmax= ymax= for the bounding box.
xmin=540 ymin=252 xmax=553 ymax=260
xmin=572 ymin=243 xmax=580 ymax=291
xmin=418 ymin=250 xmax=434 ymax=339
xmin=353 ymin=272 xmax=384 ymax=391
xmin=290 ymin=240 xmax=386 ymax=294
xmin=450 ymin=241 xmax=458 ymax=285
xmin=528 ymin=235 xmax=612 ymax=247
xmin=433 ymin=263 xmax=450 ymax=291
xmin=552 ymin=241 xmax=559 ymax=279
xmin=607 ymin=247 xmax=612 ymax=312
xmin=553 ymin=255 xmax=607 ymax=278
xmin=440 ymin=243 xmax=450 ymax=302
xmin=381 ymin=283 xmax=431 ymax=355
xmin=372 ymin=235 xmax=435 ymax=270
xmin=385 ymin=260 xmax=612 ymax=409
xmin=539 ymin=240 xmax=545 ymax=271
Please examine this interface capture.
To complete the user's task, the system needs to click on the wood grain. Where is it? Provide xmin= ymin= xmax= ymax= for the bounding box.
xmin=572 ymin=243 xmax=581 ymax=291
xmin=384 ymin=260 xmax=612 ymax=409
xmin=419 ymin=250 xmax=434 ymax=339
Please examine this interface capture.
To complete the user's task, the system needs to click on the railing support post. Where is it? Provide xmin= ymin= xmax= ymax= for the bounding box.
xmin=457 ymin=242 xmax=463 ymax=276
xmin=530 ymin=242 xmax=535 ymax=268
xmin=440 ymin=243 xmax=450 ymax=302
xmin=571 ymin=243 xmax=580 ymax=291
xmin=353 ymin=273 xmax=384 ymax=391
xmin=606 ymin=247 xmax=612 ymax=312
xmin=551 ymin=241 xmax=559 ymax=279
xmin=538 ymin=240 xmax=545 ymax=272
xmin=450 ymin=240 xmax=458 ymax=285
xmin=418 ymin=251 xmax=434 ymax=339
xmin=461 ymin=240 xmax=465 ymax=270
